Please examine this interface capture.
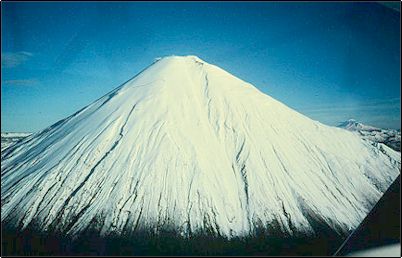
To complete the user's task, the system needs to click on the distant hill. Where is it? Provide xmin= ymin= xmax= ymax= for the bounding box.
xmin=1 ymin=132 xmax=32 ymax=151
xmin=338 ymin=119 xmax=401 ymax=152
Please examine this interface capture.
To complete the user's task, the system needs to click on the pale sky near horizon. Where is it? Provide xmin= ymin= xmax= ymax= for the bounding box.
xmin=1 ymin=2 xmax=400 ymax=132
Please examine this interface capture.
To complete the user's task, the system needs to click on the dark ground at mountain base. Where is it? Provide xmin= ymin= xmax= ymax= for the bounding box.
xmin=2 ymin=221 xmax=345 ymax=256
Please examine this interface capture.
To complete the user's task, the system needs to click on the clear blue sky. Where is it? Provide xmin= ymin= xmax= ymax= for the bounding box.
xmin=1 ymin=2 xmax=400 ymax=132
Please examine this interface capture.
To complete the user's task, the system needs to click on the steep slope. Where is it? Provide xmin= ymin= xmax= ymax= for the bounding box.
xmin=1 ymin=56 xmax=400 ymax=239
xmin=338 ymin=119 xmax=401 ymax=152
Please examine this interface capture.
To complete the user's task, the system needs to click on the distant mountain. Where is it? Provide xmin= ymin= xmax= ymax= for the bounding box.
xmin=1 ymin=132 xmax=32 ymax=152
xmin=337 ymin=119 xmax=401 ymax=152
xmin=1 ymin=56 xmax=400 ymax=240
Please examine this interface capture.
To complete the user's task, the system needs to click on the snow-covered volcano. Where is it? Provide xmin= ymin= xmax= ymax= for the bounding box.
xmin=1 ymin=56 xmax=400 ymax=238
xmin=338 ymin=119 xmax=381 ymax=131
xmin=338 ymin=119 xmax=401 ymax=152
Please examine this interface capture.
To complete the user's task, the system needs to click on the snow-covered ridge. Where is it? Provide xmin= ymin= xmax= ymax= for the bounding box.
xmin=337 ymin=119 xmax=381 ymax=131
xmin=338 ymin=119 xmax=401 ymax=152
xmin=1 ymin=132 xmax=32 ymax=152
xmin=1 ymin=56 xmax=400 ymax=239
xmin=1 ymin=132 xmax=32 ymax=138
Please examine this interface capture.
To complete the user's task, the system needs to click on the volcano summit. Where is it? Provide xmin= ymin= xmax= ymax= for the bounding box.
xmin=1 ymin=56 xmax=400 ymax=239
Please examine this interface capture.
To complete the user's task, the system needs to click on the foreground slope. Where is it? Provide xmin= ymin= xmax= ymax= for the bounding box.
xmin=1 ymin=56 xmax=400 ymax=238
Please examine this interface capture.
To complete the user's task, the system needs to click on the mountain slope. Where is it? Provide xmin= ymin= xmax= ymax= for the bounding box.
xmin=338 ymin=119 xmax=401 ymax=152
xmin=1 ymin=56 xmax=400 ymax=238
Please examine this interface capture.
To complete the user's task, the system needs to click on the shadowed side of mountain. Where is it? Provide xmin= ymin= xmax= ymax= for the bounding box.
xmin=334 ymin=175 xmax=401 ymax=256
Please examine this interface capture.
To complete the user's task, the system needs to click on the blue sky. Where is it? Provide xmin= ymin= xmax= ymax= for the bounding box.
xmin=1 ymin=2 xmax=400 ymax=132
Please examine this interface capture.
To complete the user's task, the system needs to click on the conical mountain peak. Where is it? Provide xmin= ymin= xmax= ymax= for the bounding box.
xmin=156 ymin=55 xmax=206 ymax=63
xmin=1 ymin=57 xmax=400 ymax=238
